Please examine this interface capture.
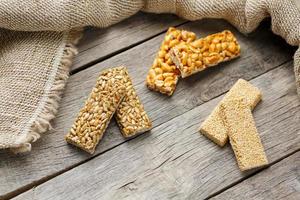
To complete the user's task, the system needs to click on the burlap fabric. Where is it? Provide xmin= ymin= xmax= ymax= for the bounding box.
xmin=0 ymin=0 xmax=299 ymax=153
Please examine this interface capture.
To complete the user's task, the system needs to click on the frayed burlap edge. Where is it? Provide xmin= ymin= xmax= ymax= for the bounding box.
xmin=10 ymin=29 xmax=83 ymax=154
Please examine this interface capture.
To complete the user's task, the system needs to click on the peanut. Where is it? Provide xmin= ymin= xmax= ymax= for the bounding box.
xmin=159 ymin=50 xmax=167 ymax=58
xmin=171 ymin=30 xmax=240 ymax=78
xmin=154 ymin=67 xmax=163 ymax=74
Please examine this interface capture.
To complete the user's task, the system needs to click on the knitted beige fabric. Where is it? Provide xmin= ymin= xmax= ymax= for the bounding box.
xmin=0 ymin=0 xmax=299 ymax=153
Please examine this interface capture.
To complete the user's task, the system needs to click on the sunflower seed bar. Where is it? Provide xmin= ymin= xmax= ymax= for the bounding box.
xmin=220 ymin=97 xmax=268 ymax=171
xmin=170 ymin=30 xmax=240 ymax=78
xmin=115 ymin=69 xmax=152 ymax=138
xmin=200 ymin=79 xmax=261 ymax=147
xmin=65 ymin=67 xmax=126 ymax=154
xmin=146 ymin=27 xmax=196 ymax=95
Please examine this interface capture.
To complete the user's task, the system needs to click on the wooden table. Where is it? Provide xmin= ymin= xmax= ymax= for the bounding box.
xmin=1 ymin=13 xmax=299 ymax=200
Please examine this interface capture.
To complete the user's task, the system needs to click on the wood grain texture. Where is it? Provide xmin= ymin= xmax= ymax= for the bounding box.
xmin=211 ymin=152 xmax=300 ymax=200
xmin=12 ymin=63 xmax=300 ymax=200
xmin=0 ymin=19 xmax=293 ymax=198
xmin=72 ymin=12 xmax=185 ymax=71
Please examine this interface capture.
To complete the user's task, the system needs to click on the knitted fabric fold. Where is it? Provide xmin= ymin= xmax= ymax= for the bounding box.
xmin=0 ymin=0 xmax=299 ymax=152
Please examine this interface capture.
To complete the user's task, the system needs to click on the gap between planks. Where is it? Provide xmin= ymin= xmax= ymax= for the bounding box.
xmin=71 ymin=17 xmax=188 ymax=74
xmin=205 ymin=148 xmax=300 ymax=200
xmin=1 ymin=139 xmax=130 ymax=200
xmin=210 ymin=151 xmax=300 ymax=199
xmin=70 ymin=23 xmax=187 ymax=75
xmin=72 ymin=12 xmax=186 ymax=70
xmin=4 ymin=59 xmax=293 ymax=200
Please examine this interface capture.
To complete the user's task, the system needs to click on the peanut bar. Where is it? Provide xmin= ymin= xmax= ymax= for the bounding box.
xmin=65 ymin=67 xmax=126 ymax=154
xmin=146 ymin=27 xmax=196 ymax=95
xmin=220 ymin=97 xmax=268 ymax=171
xmin=170 ymin=30 xmax=240 ymax=78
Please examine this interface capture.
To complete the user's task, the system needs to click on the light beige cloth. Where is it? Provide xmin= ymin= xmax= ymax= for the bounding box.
xmin=0 ymin=0 xmax=299 ymax=153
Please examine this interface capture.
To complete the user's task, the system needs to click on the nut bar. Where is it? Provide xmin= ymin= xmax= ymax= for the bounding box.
xmin=65 ymin=67 xmax=126 ymax=154
xmin=115 ymin=69 xmax=152 ymax=138
xmin=146 ymin=27 xmax=196 ymax=95
xmin=200 ymin=106 xmax=228 ymax=147
xmin=170 ymin=30 xmax=240 ymax=78
xmin=220 ymin=97 xmax=268 ymax=171
xmin=199 ymin=79 xmax=261 ymax=147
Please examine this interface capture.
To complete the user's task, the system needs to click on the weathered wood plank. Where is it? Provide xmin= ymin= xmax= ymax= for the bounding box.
xmin=0 ymin=19 xmax=293 ymax=198
xmin=12 ymin=63 xmax=300 ymax=200
xmin=72 ymin=12 xmax=185 ymax=71
xmin=211 ymin=152 xmax=300 ymax=200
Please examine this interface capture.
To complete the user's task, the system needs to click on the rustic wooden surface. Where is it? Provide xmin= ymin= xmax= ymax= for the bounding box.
xmin=211 ymin=152 xmax=300 ymax=200
xmin=0 ymin=13 xmax=299 ymax=199
xmin=72 ymin=12 xmax=185 ymax=71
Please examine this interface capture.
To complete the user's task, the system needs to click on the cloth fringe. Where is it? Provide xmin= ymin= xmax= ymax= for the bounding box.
xmin=10 ymin=29 xmax=83 ymax=153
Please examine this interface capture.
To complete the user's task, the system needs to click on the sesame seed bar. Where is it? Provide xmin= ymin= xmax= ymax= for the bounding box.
xmin=65 ymin=67 xmax=127 ymax=154
xmin=146 ymin=27 xmax=197 ymax=95
xmin=170 ymin=30 xmax=240 ymax=78
xmin=200 ymin=79 xmax=262 ymax=147
xmin=220 ymin=97 xmax=268 ymax=171
xmin=115 ymin=69 xmax=152 ymax=138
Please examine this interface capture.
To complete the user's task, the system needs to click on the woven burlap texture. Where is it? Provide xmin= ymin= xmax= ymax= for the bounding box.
xmin=0 ymin=0 xmax=299 ymax=153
